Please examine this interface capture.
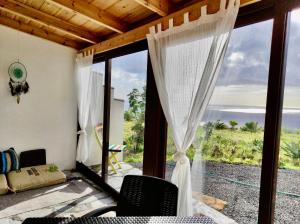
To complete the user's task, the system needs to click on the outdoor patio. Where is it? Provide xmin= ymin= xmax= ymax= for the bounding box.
xmin=90 ymin=162 xmax=142 ymax=191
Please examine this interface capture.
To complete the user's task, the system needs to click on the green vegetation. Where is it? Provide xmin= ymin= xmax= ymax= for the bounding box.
xmin=124 ymin=87 xmax=146 ymax=153
xmin=229 ymin=120 xmax=238 ymax=130
xmin=121 ymin=89 xmax=300 ymax=170
xmin=167 ymin=121 xmax=300 ymax=169
xmin=282 ymin=141 xmax=300 ymax=166
xmin=214 ymin=120 xmax=228 ymax=130
xmin=241 ymin=121 xmax=260 ymax=132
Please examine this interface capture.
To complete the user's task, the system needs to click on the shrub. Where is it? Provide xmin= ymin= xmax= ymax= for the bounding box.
xmin=214 ymin=120 xmax=228 ymax=130
xmin=229 ymin=120 xmax=238 ymax=130
xmin=241 ymin=121 xmax=259 ymax=132
xmin=124 ymin=110 xmax=134 ymax=121
xmin=282 ymin=141 xmax=300 ymax=166
xmin=252 ymin=139 xmax=263 ymax=153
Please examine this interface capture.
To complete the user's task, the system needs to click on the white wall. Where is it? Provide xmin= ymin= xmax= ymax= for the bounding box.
xmin=0 ymin=25 xmax=77 ymax=170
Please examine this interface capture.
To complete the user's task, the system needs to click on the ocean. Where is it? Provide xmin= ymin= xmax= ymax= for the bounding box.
xmin=202 ymin=105 xmax=300 ymax=131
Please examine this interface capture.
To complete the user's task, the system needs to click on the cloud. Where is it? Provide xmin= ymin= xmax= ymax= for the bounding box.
xmin=227 ymin=52 xmax=245 ymax=67
xmin=112 ymin=50 xmax=148 ymax=74
xmin=216 ymin=19 xmax=273 ymax=86
xmin=291 ymin=9 xmax=300 ymax=24
xmin=111 ymin=68 xmax=146 ymax=110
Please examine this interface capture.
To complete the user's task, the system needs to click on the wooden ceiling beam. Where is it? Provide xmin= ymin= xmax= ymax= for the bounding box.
xmin=0 ymin=0 xmax=99 ymax=44
xmin=134 ymin=0 xmax=172 ymax=16
xmin=47 ymin=0 xmax=128 ymax=33
xmin=79 ymin=0 xmax=260 ymax=54
xmin=0 ymin=14 xmax=82 ymax=49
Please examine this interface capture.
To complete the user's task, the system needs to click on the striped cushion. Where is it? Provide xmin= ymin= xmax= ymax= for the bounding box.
xmin=0 ymin=148 xmax=20 ymax=174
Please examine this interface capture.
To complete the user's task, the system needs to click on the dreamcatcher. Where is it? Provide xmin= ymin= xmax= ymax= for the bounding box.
xmin=8 ymin=62 xmax=29 ymax=104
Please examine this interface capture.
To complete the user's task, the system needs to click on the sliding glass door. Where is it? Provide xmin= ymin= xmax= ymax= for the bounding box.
xmin=76 ymin=41 xmax=149 ymax=192
xmin=107 ymin=50 xmax=148 ymax=191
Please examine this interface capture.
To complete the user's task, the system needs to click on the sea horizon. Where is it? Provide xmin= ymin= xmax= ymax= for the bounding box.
xmin=202 ymin=105 xmax=300 ymax=130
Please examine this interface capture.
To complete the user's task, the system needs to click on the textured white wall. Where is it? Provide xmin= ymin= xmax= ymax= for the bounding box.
xmin=0 ymin=25 xmax=77 ymax=170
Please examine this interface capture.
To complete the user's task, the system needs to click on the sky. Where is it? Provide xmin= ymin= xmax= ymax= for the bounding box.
xmin=92 ymin=51 xmax=147 ymax=109
xmin=92 ymin=9 xmax=300 ymax=110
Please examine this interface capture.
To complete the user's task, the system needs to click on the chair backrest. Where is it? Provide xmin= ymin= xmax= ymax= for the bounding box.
xmin=116 ymin=175 xmax=178 ymax=216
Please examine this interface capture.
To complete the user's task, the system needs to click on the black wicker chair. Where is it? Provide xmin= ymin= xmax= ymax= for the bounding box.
xmin=83 ymin=175 xmax=178 ymax=217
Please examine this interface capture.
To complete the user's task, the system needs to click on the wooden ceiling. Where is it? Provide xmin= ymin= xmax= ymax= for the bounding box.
xmin=0 ymin=0 xmax=259 ymax=51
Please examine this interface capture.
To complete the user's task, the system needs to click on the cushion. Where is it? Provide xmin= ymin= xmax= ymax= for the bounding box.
xmin=20 ymin=149 xmax=46 ymax=168
xmin=0 ymin=174 xmax=8 ymax=195
xmin=7 ymin=164 xmax=66 ymax=192
xmin=0 ymin=148 xmax=20 ymax=174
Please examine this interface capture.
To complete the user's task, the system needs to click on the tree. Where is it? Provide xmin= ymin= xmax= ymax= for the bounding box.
xmin=126 ymin=87 xmax=146 ymax=153
xmin=124 ymin=110 xmax=134 ymax=121
xmin=229 ymin=120 xmax=238 ymax=130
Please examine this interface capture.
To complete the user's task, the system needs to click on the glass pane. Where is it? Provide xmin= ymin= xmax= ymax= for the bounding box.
xmin=165 ymin=20 xmax=273 ymax=223
xmin=85 ymin=62 xmax=105 ymax=177
xmin=107 ymin=51 xmax=148 ymax=191
xmin=275 ymin=9 xmax=300 ymax=224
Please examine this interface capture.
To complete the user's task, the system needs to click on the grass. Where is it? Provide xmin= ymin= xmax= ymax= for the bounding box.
xmin=123 ymin=121 xmax=300 ymax=170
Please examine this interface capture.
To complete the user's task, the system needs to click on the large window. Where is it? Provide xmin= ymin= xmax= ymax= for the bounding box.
xmin=166 ymin=20 xmax=273 ymax=223
xmin=84 ymin=50 xmax=148 ymax=191
xmin=275 ymin=9 xmax=300 ymax=224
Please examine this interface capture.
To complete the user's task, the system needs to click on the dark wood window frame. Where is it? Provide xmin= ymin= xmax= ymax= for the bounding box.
xmin=76 ymin=0 xmax=300 ymax=222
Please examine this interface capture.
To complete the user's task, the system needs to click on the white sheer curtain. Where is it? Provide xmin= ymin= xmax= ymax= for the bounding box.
xmin=76 ymin=52 xmax=93 ymax=163
xmin=147 ymin=0 xmax=239 ymax=216
xmin=87 ymin=72 xmax=104 ymax=163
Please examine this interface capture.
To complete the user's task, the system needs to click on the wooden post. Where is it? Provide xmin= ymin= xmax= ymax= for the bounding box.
xmin=143 ymin=53 xmax=168 ymax=178
xmin=258 ymin=1 xmax=290 ymax=223
xmin=102 ymin=59 xmax=112 ymax=182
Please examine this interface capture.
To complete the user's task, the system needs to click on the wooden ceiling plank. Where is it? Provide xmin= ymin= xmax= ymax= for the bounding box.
xmin=0 ymin=0 xmax=99 ymax=44
xmin=47 ymin=0 xmax=128 ymax=33
xmin=134 ymin=0 xmax=171 ymax=16
xmin=79 ymin=0 xmax=260 ymax=54
xmin=0 ymin=14 xmax=82 ymax=49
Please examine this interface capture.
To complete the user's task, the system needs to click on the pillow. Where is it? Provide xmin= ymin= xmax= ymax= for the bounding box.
xmin=0 ymin=174 xmax=8 ymax=195
xmin=20 ymin=149 xmax=46 ymax=168
xmin=7 ymin=164 xmax=66 ymax=192
xmin=0 ymin=148 xmax=20 ymax=174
